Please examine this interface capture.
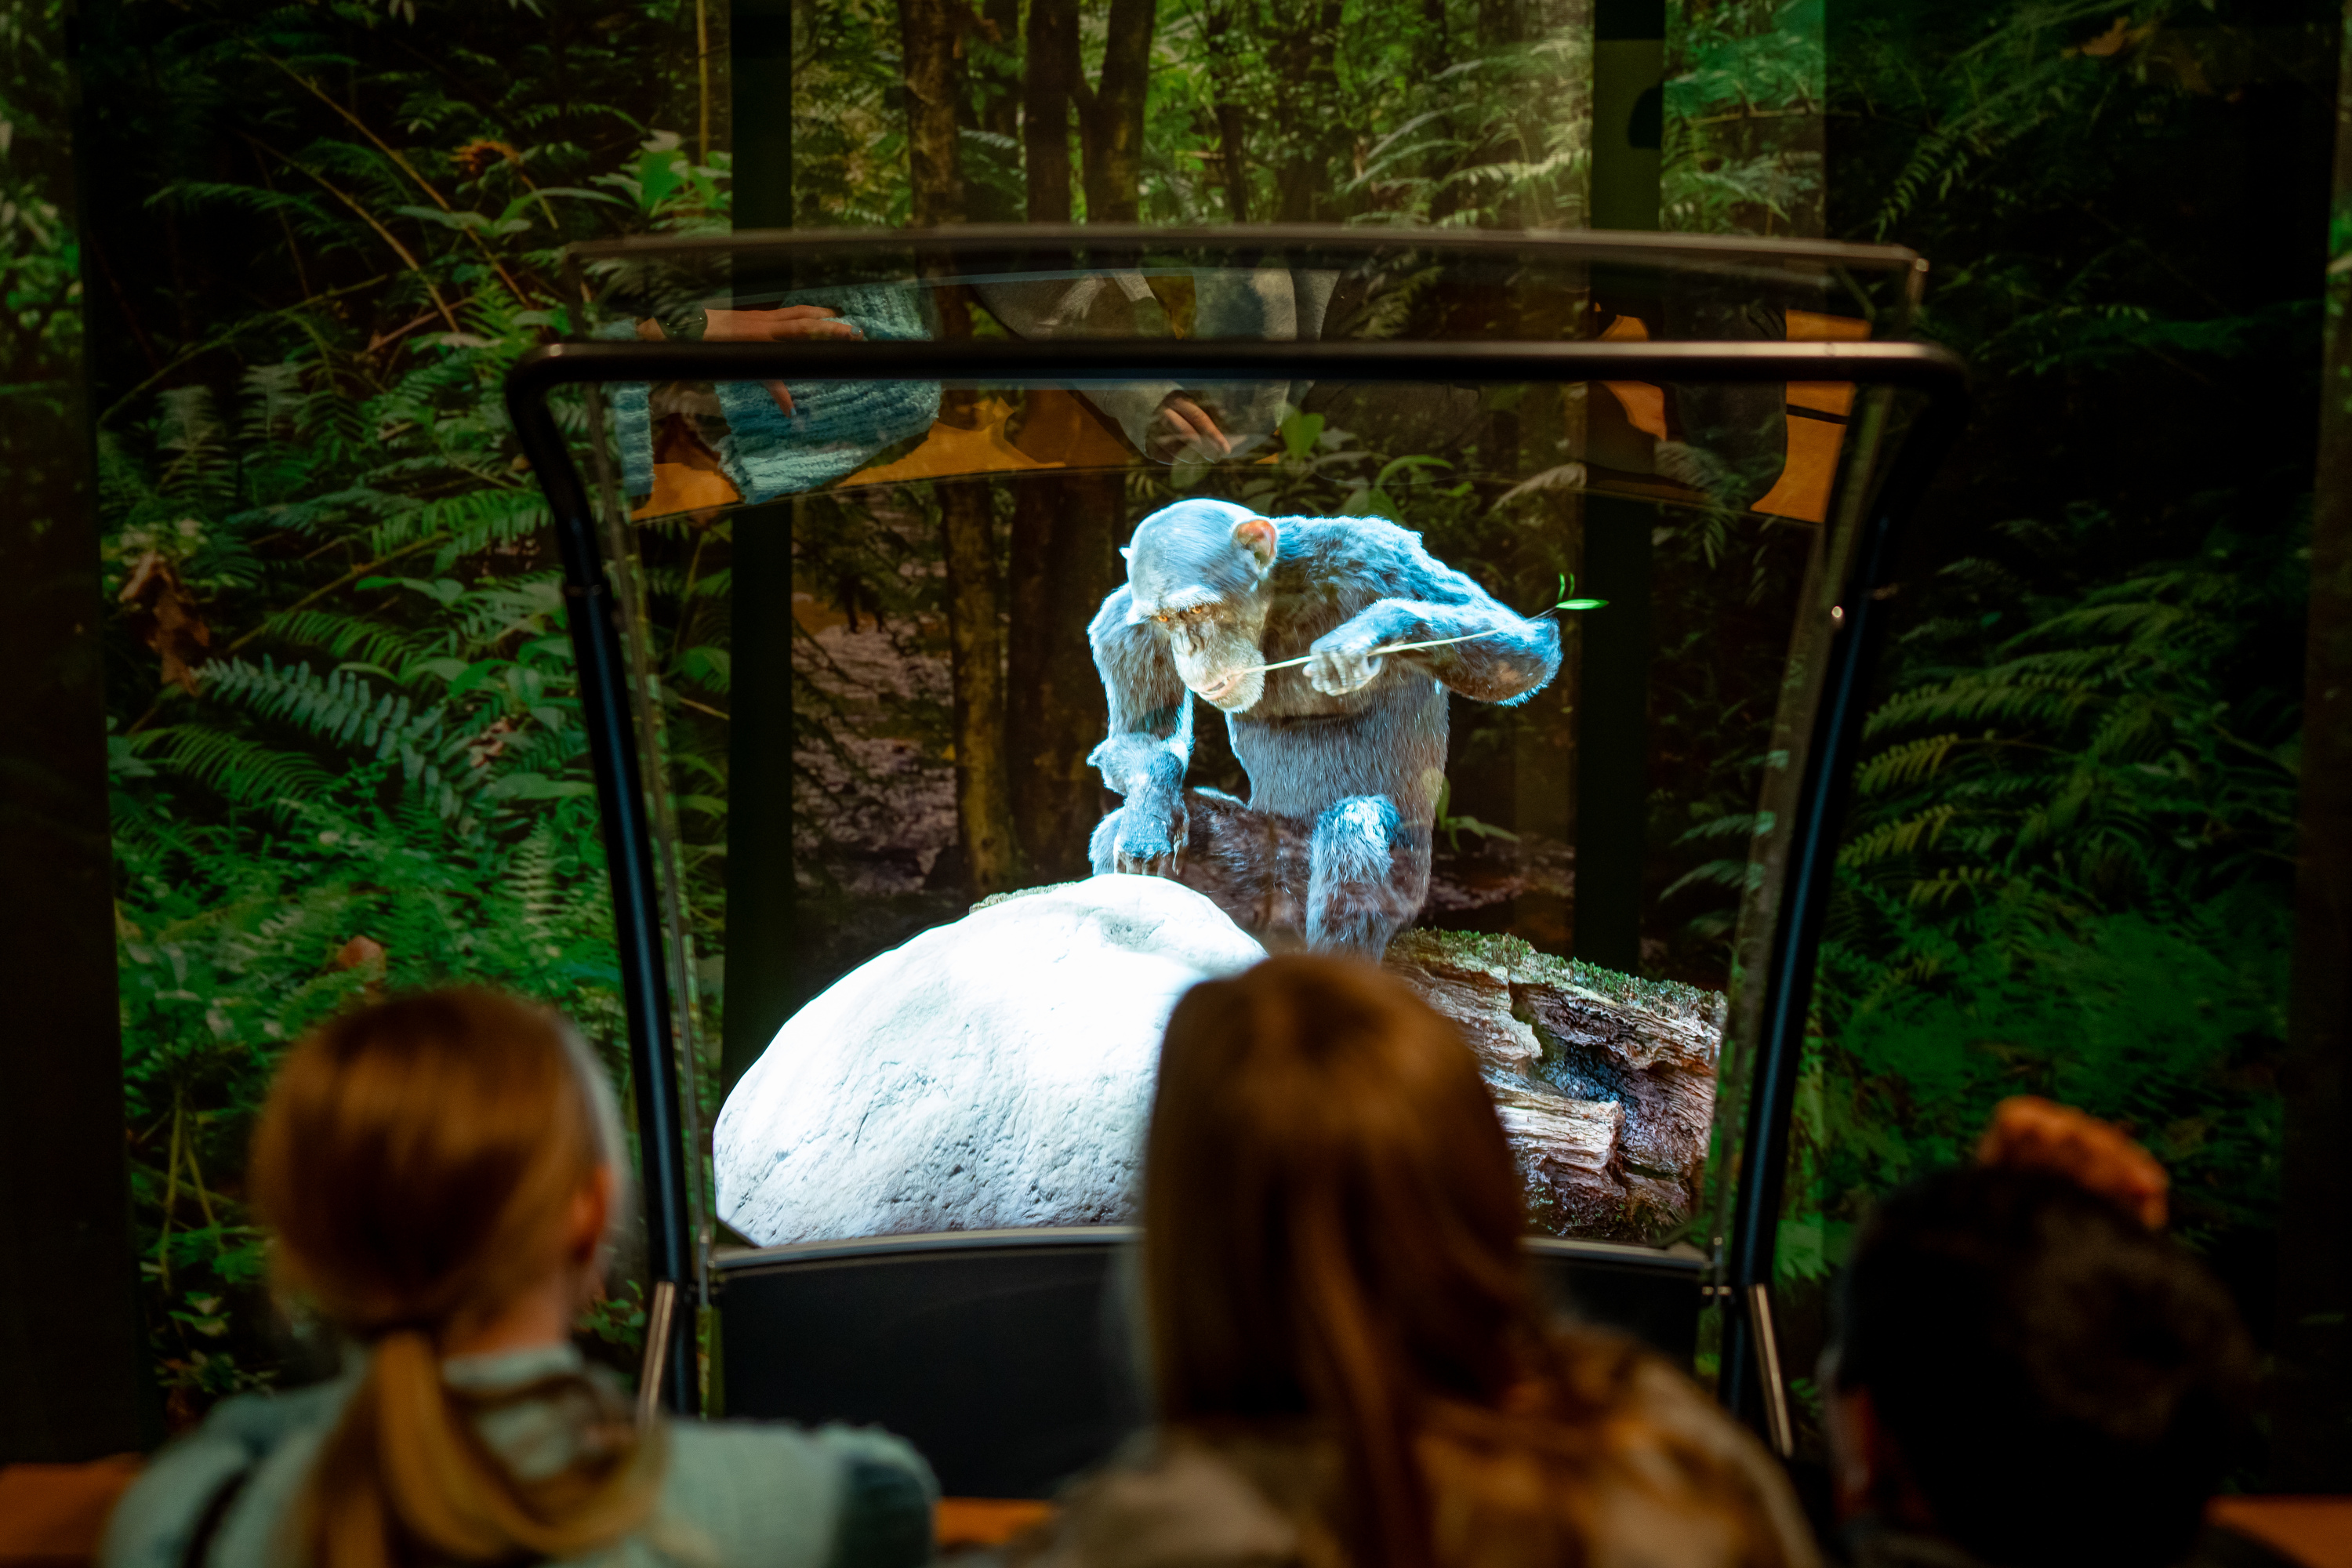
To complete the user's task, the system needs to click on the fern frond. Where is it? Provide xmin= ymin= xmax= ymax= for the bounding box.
xmin=1854 ymin=734 xmax=1964 ymax=795
xmin=261 ymin=609 xmax=437 ymax=672
xmin=149 ymin=727 xmax=336 ymax=814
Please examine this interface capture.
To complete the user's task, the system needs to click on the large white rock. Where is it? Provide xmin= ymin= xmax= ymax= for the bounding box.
xmin=716 ymin=876 xmax=1266 ymax=1246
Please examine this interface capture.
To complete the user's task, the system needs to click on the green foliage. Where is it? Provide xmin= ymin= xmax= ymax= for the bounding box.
xmin=1781 ymin=504 xmax=2303 ymax=1261
xmin=1663 ymin=0 xmax=1826 ymax=234
xmin=79 ymin=0 xmax=721 ymax=1421
xmin=1709 ymin=0 xmax=2337 ymax=1298
xmin=0 ymin=0 xmax=81 ymax=401
xmin=789 ymin=0 xmax=1592 ymax=228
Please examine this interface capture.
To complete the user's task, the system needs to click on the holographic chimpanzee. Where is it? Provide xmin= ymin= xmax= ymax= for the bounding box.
xmin=1087 ymin=497 xmax=1563 ymax=959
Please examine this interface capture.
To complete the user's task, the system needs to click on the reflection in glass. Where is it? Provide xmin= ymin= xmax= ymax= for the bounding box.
xmin=558 ymin=240 xmax=1922 ymax=1258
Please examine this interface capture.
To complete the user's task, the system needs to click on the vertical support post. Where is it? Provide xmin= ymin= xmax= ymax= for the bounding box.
xmin=1571 ymin=495 xmax=1654 ymax=973
xmin=1577 ymin=0 xmax=1664 ymax=975
xmin=732 ymin=0 xmax=793 ymax=230
xmin=721 ymin=503 xmax=800 ymax=1092
xmin=0 ymin=0 xmax=151 ymax=1458
xmin=721 ymin=0 xmax=796 ymax=1093
xmin=541 ymin=436 xmax=699 ymax=1417
xmin=1591 ymin=0 xmax=1664 ymax=234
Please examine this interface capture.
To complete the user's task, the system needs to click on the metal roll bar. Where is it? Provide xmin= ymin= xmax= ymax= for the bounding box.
xmin=504 ymin=329 xmax=1968 ymax=1429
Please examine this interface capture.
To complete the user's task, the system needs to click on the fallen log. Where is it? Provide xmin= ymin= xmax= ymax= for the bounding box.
xmin=1384 ymin=930 xmax=1724 ymax=1243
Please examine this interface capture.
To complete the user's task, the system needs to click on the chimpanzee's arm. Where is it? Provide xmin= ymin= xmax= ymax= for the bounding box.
xmin=1086 ymin=586 xmax=1196 ymax=868
xmin=1306 ymin=525 xmax=1563 ymax=706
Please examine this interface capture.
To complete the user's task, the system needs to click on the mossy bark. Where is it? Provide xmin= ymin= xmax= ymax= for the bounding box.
xmin=1385 ymin=929 xmax=1722 ymax=1243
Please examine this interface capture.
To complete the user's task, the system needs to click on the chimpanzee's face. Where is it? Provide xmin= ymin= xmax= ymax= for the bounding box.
xmin=1123 ymin=503 xmax=1281 ymax=713
xmin=1138 ymin=584 xmax=1275 ymax=712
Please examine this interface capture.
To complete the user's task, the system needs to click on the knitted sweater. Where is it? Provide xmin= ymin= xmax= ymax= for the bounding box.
xmin=612 ymin=282 xmax=941 ymax=505
xmin=101 ymin=1342 xmax=935 ymax=1568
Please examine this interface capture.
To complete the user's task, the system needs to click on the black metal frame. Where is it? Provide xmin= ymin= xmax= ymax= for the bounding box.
xmin=561 ymin=220 xmax=1934 ymax=289
xmin=503 ymin=330 xmax=1968 ymax=1428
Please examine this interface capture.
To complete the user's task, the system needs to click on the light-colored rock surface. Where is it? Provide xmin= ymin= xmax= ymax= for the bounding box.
xmin=717 ymin=877 xmax=1722 ymax=1250
xmin=715 ymin=875 xmax=1265 ymax=1246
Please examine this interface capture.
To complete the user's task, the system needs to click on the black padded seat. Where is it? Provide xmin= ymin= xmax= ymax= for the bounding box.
xmin=712 ymin=1225 xmax=1704 ymax=1498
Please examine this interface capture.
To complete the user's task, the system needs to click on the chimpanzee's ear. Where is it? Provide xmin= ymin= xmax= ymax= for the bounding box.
xmin=1232 ymin=516 xmax=1279 ymax=572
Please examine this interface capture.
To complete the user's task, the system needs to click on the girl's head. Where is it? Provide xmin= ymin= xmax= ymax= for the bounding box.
xmin=1142 ymin=955 xmax=1555 ymax=1564
xmin=250 ymin=988 xmax=655 ymax=1568
xmin=252 ymin=986 xmax=626 ymax=1340
xmin=1145 ymin=954 xmax=1536 ymax=1423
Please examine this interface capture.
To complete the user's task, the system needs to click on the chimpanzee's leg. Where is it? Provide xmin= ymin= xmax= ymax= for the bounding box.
xmin=1305 ymin=795 xmax=1423 ymax=959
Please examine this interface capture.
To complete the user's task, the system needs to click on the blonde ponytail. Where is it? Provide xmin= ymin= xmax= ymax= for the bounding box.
xmin=297 ymin=1330 xmax=660 ymax=1568
xmin=252 ymin=989 xmax=663 ymax=1568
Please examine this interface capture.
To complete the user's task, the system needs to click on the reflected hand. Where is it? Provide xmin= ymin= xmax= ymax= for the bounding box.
xmin=703 ymin=305 xmax=862 ymax=342
xmin=702 ymin=307 xmax=862 ymax=416
xmin=1149 ymin=393 xmax=1232 ymax=462
xmin=1112 ymin=795 xmax=1189 ymax=879
xmin=1305 ymin=623 xmax=1388 ymax=696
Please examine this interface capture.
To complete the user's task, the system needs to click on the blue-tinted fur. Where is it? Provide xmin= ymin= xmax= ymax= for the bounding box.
xmin=1087 ymin=501 xmax=1562 ymax=959
xmin=1307 ymin=796 xmax=1418 ymax=954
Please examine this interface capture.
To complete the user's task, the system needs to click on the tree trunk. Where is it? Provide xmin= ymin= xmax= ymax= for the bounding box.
xmin=899 ymin=0 xmax=966 ymax=228
xmin=1269 ymin=0 xmax=1345 ymax=221
xmin=1214 ymin=103 xmax=1251 ymax=221
xmin=1203 ymin=1 xmax=1250 ymax=222
xmin=939 ymin=471 xmax=1021 ymax=895
xmin=1006 ymin=445 xmax=1122 ymax=880
xmin=1078 ymin=0 xmax=1156 ymax=222
xmin=2278 ymin=13 xmax=2352 ymax=1485
xmin=901 ymin=0 xmax=1018 ymax=894
xmin=1025 ymin=0 xmax=1077 ymax=221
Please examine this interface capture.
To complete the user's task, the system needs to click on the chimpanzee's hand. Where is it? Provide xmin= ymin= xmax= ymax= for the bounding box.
xmin=1112 ymin=793 xmax=1189 ymax=878
xmin=1305 ymin=622 xmax=1388 ymax=696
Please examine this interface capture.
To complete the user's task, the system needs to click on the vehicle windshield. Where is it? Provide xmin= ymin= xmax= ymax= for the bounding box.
xmin=533 ymin=230 xmax=1942 ymax=1254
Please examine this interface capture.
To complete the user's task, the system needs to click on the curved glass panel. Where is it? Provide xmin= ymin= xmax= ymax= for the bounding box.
xmin=534 ymin=232 xmax=1941 ymax=1257
xmin=568 ymin=230 xmax=1919 ymax=525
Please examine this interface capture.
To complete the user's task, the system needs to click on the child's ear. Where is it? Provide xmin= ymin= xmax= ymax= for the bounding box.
xmin=1232 ymin=516 xmax=1279 ymax=572
xmin=570 ymin=1164 xmax=616 ymax=1264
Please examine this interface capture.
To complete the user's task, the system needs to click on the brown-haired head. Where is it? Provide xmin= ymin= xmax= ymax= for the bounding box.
xmin=251 ymin=987 xmax=625 ymax=1338
xmin=1145 ymin=956 xmax=1800 ymax=1568
xmin=249 ymin=988 xmax=655 ymax=1568
xmin=1143 ymin=956 xmax=1556 ymax=1567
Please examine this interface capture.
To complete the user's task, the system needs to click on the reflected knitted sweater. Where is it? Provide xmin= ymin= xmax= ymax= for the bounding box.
xmin=101 ymin=1342 xmax=935 ymax=1568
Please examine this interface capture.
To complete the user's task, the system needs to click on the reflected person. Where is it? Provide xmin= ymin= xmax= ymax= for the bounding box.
xmin=973 ymin=267 xmax=1337 ymax=462
xmin=615 ymin=292 xmax=940 ymax=507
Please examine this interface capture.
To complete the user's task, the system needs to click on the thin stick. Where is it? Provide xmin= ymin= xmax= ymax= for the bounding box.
xmin=1221 ymin=576 xmax=1607 ymax=681
xmin=1237 ymin=624 xmax=1523 ymax=677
